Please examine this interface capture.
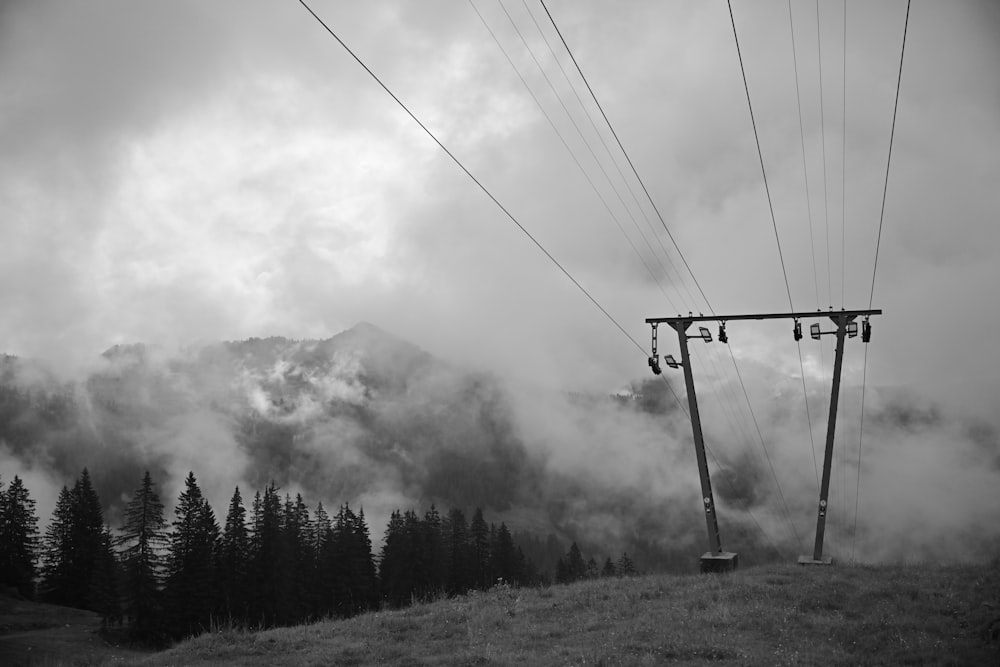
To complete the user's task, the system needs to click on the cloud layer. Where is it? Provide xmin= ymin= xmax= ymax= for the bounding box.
xmin=1 ymin=1 xmax=998 ymax=559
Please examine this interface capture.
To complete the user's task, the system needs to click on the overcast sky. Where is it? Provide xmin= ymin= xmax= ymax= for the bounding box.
xmin=1 ymin=0 xmax=998 ymax=429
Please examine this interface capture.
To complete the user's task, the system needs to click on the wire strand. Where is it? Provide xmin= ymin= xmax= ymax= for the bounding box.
xmin=294 ymin=0 xmax=647 ymax=356
xmin=816 ymin=0 xmax=832 ymax=306
xmin=519 ymin=0 xmax=700 ymax=310
xmin=788 ymin=2 xmax=829 ymax=485
xmin=725 ymin=345 xmax=806 ymax=551
xmin=788 ymin=0 xmax=822 ymax=312
xmin=542 ymin=0 xmax=802 ymax=552
xmin=469 ymin=0 xmax=681 ymax=312
xmin=841 ymin=0 xmax=847 ymax=307
xmin=851 ymin=344 xmax=869 ymax=562
xmin=539 ymin=0 xmax=715 ymax=316
xmin=726 ymin=1 xmax=794 ymax=311
xmin=704 ymin=441 xmax=788 ymax=560
xmin=729 ymin=1 xmax=822 ymax=497
xmin=868 ymin=0 xmax=910 ymax=308
xmin=526 ymin=3 xmax=783 ymax=523
xmin=855 ymin=0 xmax=911 ymax=562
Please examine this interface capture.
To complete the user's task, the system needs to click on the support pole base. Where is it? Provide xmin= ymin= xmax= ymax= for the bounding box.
xmin=700 ymin=552 xmax=738 ymax=573
xmin=797 ymin=555 xmax=834 ymax=566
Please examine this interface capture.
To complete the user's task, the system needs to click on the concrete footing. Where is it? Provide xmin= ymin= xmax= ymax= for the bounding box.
xmin=797 ymin=555 xmax=834 ymax=565
xmin=700 ymin=551 xmax=738 ymax=573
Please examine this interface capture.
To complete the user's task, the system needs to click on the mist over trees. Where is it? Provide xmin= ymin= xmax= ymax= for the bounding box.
xmin=0 ymin=328 xmax=805 ymax=575
xmin=4 ymin=323 xmax=994 ymax=602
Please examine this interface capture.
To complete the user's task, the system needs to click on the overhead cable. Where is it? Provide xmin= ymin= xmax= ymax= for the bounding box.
xmin=541 ymin=0 xmax=802 ymax=553
xmin=728 ymin=0 xmax=821 ymax=493
xmin=854 ymin=0 xmax=911 ymax=561
xmin=469 ymin=0 xmax=681 ymax=312
xmin=816 ymin=0 xmax=832 ymax=306
xmin=293 ymin=0 xmax=646 ymax=356
xmin=787 ymin=0 xmax=822 ymax=311
xmin=539 ymin=0 xmax=715 ymax=316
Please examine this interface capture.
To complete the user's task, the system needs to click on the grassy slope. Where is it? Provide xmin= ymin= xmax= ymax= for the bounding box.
xmin=129 ymin=562 xmax=999 ymax=666
xmin=0 ymin=594 xmax=142 ymax=666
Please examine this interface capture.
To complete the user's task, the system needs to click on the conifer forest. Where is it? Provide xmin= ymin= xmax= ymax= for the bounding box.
xmin=0 ymin=469 xmax=632 ymax=645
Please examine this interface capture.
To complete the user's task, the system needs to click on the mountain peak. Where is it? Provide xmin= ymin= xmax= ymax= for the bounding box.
xmin=346 ymin=321 xmax=384 ymax=335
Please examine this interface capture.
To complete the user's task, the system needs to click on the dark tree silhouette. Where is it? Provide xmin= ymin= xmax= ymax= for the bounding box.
xmin=118 ymin=471 xmax=168 ymax=639
xmin=556 ymin=542 xmax=588 ymax=584
xmin=616 ymin=551 xmax=637 ymax=577
xmin=217 ymin=486 xmax=250 ymax=624
xmin=0 ymin=475 xmax=40 ymax=598
xmin=313 ymin=502 xmax=336 ymax=617
xmin=19 ymin=471 xmax=556 ymax=635
xmin=164 ymin=472 xmax=219 ymax=638
xmin=90 ymin=526 xmax=122 ymax=628
xmin=249 ymin=482 xmax=290 ymax=627
xmin=442 ymin=508 xmax=471 ymax=594
xmin=331 ymin=504 xmax=377 ymax=616
xmin=489 ymin=522 xmax=522 ymax=585
xmin=283 ymin=493 xmax=314 ymax=622
xmin=40 ymin=470 xmax=107 ymax=610
xmin=422 ymin=505 xmax=446 ymax=594
xmin=380 ymin=506 xmax=532 ymax=603
xmin=378 ymin=509 xmax=410 ymax=607
xmin=39 ymin=486 xmax=73 ymax=604
xmin=470 ymin=508 xmax=491 ymax=590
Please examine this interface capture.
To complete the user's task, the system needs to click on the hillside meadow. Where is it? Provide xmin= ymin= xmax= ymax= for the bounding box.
xmin=119 ymin=561 xmax=1000 ymax=666
xmin=3 ymin=560 xmax=997 ymax=666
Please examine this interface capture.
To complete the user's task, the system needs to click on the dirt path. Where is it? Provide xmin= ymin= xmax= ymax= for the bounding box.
xmin=0 ymin=595 xmax=142 ymax=666
xmin=0 ymin=624 xmax=129 ymax=666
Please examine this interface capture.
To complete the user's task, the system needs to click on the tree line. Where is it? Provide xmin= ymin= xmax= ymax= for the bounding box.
xmin=554 ymin=540 xmax=636 ymax=583
xmin=0 ymin=469 xmax=557 ymax=644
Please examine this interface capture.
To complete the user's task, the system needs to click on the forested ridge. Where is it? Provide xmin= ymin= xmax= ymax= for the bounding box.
xmin=0 ymin=325 xmax=722 ymax=584
xmin=0 ymin=469 xmax=635 ymax=645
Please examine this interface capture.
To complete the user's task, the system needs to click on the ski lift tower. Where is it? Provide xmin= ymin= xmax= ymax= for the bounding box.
xmin=646 ymin=309 xmax=880 ymax=572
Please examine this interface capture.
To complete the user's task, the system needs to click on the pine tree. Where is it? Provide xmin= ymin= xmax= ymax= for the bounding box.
xmin=601 ymin=557 xmax=616 ymax=578
xmin=378 ymin=510 xmax=409 ymax=607
xmin=39 ymin=486 xmax=74 ymax=604
xmin=312 ymin=502 xmax=335 ymax=618
xmin=565 ymin=542 xmax=587 ymax=583
xmin=616 ymin=551 xmax=636 ymax=577
xmin=469 ymin=508 xmax=491 ymax=590
xmin=330 ymin=504 xmax=377 ymax=616
xmin=248 ymin=489 xmax=265 ymax=624
xmin=422 ymin=505 xmax=446 ymax=594
xmin=404 ymin=510 xmax=430 ymax=601
xmin=90 ymin=526 xmax=122 ymax=628
xmin=164 ymin=472 xmax=219 ymax=638
xmin=40 ymin=470 xmax=107 ymax=609
xmin=0 ymin=475 xmax=40 ymax=598
xmin=441 ymin=508 xmax=471 ymax=594
xmin=70 ymin=469 xmax=107 ymax=609
xmin=490 ymin=522 xmax=521 ymax=586
xmin=117 ymin=471 xmax=168 ymax=640
xmin=350 ymin=507 xmax=378 ymax=612
xmin=249 ymin=482 xmax=290 ymax=627
xmin=282 ymin=493 xmax=313 ymax=623
xmin=217 ymin=486 xmax=250 ymax=624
